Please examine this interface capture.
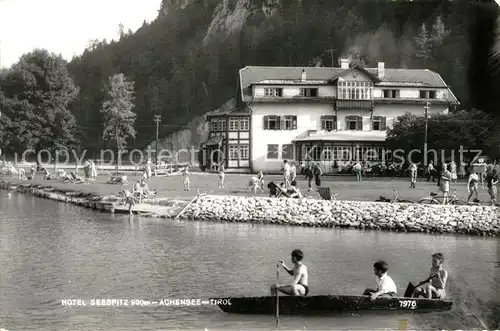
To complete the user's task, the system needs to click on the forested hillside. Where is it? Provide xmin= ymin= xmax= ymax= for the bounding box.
xmin=15 ymin=1 xmax=500 ymax=155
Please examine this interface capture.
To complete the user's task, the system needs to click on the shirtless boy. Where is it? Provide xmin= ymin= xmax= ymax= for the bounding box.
xmin=271 ymin=249 xmax=309 ymax=296
xmin=413 ymin=253 xmax=448 ymax=299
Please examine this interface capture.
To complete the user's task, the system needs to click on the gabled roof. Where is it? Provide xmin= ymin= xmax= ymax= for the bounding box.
xmin=327 ymin=64 xmax=381 ymax=83
xmin=206 ymin=98 xmax=252 ymax=117
xmin=239 ymin=65 xmax=458 ymax=103
xmin=240 ymin=66 xmax=450 ymax=89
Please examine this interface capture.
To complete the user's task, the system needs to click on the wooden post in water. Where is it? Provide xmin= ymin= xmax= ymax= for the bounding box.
xmin=175 ymin=194 xmax=200 ymax=220
xmin=276 ymin=263 xmax=279 ymax=327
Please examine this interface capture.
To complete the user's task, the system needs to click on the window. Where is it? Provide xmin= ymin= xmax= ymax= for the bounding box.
xmin=229 ymin=118 xmax=239 ymax=131
xmin=267 ymin=144 xmax=279 ymax=159
xmin=282 ymin=115 xmax=297 ymax=130
xmin=419 ymin=90 xmax=437 ymax=99
xmin=240 ymin=118 xmax=249 ymax=130
xmin=383 ymin=89 xmax=399 ymax=98
xmin=282 ymin=144 xmax=293 ymax=160
xmin=372 ymin=116 xmax=386 ymax=131
xmin=338 ymin=81 xmax=373 ymax=100
xmin=322 ymin=146 xmax=333 ymax=160
xmin=229 ymin=146 xmax=239 ymax=160
xmin=321 ymin=115 xmax=336 ymax=131
xmin=210 ymin=118 xmax=226 ymax=131
xmin=229 ymin=145 xmax=249 ymax=160
xmin=263 ymin=115 xmax=280 ymax=130
xmin=346 ymin=116 xmax=362 ymax=130
xmin=306 ymin=145 xmax=322 ymax=161
xmin=300 ymin=88 xmax=318 ymax=97
xmin=264 ymin=88 xmax=283 ymax=97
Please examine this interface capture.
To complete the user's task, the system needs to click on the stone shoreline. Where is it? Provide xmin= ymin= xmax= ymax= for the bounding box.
xmin=180 ymin=195 xmax=500 ymax=236
xmin=0 ymin=180 xmax=187 ymax=218
xmin=2 ymin=180 xmax=499 ymax=236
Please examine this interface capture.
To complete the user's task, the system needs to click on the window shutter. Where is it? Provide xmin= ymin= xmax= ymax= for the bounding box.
xmin=381 ymin=116 xmax=387 ymax=130
xmin=345 ymin=116 xmax=350 ymax=130
xmin=333 ymin=116 xmax=337 ymax=130
xmin=276 ymin=116 xmax=281 ymax=130
xmin=263 ymin=115 xmax=269 ymax=130
xmin=357 ymin=116 xmax=363 ymax=130
xmin=321 ymin=117 xmax=325 ymax=130
xmin=293 ymin=116 xmax=297 ymax=130
xmin=372 ymin=116 xmax=380 ymax=130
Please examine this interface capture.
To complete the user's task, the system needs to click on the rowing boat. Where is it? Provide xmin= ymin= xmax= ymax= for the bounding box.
xmin=213 ymin=295 xmax=452 ymax=315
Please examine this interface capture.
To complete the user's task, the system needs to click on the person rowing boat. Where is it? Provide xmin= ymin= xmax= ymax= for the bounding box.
xmin=412 ymin=253 xmax=448 ymax=299
xmin=270 ymin=249 xmax=309 ymax=296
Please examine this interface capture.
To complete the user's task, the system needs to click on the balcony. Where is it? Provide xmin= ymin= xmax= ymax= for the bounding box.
xmin=336 ymin=99 xmax=374 ymax=110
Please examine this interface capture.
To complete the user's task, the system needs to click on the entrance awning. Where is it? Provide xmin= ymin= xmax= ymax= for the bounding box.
xmin=201 ymin=136 xmax=223 ymax=147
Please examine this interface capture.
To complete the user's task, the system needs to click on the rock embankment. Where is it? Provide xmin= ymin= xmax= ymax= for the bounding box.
xmin=181 ymin=195 xmax=500 ymax=236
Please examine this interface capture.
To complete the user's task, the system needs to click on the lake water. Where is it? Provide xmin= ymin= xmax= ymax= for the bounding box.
xmin=0 ymin=191 xmax=499 ymax=330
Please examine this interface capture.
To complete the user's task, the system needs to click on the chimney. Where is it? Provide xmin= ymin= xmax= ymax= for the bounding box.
xmin=301 ymin=69 xmax=306 ymax=82
xmin=377 ymin=62 xmax=385 ymax=78
xmin=340 ymin=59 xmax=349 ymax=69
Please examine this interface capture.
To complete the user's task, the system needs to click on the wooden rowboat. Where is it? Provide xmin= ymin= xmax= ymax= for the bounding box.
xmin=213 ymin=295 xmax=452 ymax=315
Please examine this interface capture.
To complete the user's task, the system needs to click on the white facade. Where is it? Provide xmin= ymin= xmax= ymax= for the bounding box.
xmin=250 ymin=103 xmax=449 ymax=172
xmin=203 ymin=62 xmax=459 ymax=173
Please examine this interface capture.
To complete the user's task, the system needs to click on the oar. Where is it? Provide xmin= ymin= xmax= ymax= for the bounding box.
xmin=404 ymin=274 xmax=437 ymax=298
xmin=276 ymin=262 xmax=279 ymax=327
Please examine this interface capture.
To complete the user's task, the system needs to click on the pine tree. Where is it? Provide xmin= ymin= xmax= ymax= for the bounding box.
xmin=415 ymin=23 xmax=431 ymax=60
xmin=431 ymin=16 xmax=449 ymax=45
xmin=100 ymin=73 xmax=136 ymax=170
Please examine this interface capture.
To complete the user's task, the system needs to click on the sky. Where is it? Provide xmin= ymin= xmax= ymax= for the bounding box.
xmin=0 ymin=0 xmax=161 ymax=68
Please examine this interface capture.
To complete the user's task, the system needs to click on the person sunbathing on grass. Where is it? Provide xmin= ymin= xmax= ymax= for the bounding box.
xmin=288 ymin=181 xmax=303 ymax=199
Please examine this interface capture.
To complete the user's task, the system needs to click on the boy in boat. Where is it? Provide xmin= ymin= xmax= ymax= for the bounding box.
xmin=412 ymin=253 xmax=448 ymax=299
xmin=363 ymin=260 xmax=397 ymax=301
xmin=271 ymin=249 xmax=309 ymax=296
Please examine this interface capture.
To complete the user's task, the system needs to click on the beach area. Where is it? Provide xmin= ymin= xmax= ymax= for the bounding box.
xmin=1 ymin=172 xmax=498 ymax=236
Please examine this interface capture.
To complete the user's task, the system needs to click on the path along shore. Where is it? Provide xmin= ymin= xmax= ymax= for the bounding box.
xmin=0 ymin=174 xmax=499 ymax=236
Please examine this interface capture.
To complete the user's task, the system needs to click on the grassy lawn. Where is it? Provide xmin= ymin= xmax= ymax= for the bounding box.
xmin=1 ymin=172 xmax=493 ymax=204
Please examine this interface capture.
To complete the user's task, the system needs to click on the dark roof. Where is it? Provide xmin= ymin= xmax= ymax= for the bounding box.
xmin=328 ymin=64 xmax=381 ymax=83
xmin=240 ymin=66 xmax=450 ymax=88
xmin=206 ymin=98 xmax=252 ymax=117
xmin=239 ymin=65 xmax=459 ymax=104
xmin=201 ymin=136 xmax=223 ymax=146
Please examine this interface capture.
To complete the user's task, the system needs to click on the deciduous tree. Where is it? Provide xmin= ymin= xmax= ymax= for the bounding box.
xmin=0 ymin=49 xmax=79 ymax=157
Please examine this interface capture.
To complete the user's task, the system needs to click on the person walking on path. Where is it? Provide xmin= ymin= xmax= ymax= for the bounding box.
xmin=427 ymin=160 xmax=435 ymax=182
xmin=305 ymin=164 xmax=314 ymax=191
xmin=313 ymin=163 xmax=323 ymax=188
xmin=353 ymin=161 xmax=362 ymax=181
xmin=145 ymin=158 xmax=152 ymax=180
xmin=436 ymin=161 xmax=444 ymax=187
xmin=290 ymin=162 xmax=297 ymax=182
xmin=486 ymin=169 xmax=499 ymax=206
xmin=282 ymin=160 xmax=291 ymax=189
xmin=410 ymin=163 xmax=417 ymax=188
xmin=467 ymin=168 xmax=480 ymax=203
xmin=183 ymin=165 xmax=190 ymax=191
xmin=449 ymin=161 xmax=457 ymax=184
xmin=458 ymin=162 xmax=467 ymax=179
xmin=218 ymin=162 xmax=225 ymax=188
xmin=440 ymin=164 xmax=452 ymax=204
